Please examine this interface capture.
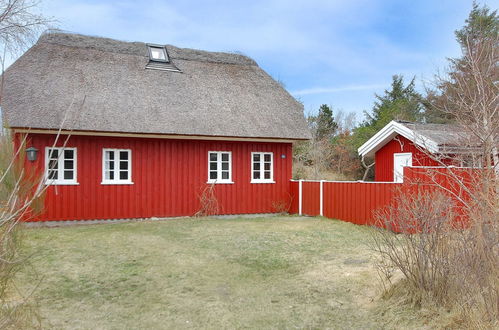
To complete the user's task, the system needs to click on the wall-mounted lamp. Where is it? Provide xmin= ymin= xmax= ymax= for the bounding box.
xmin=281 ymin=154 xmax=286 ymax=159
xmin=26 ymin=147 xmax=38 ymax=162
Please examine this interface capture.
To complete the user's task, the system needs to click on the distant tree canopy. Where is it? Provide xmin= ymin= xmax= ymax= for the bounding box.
xmin=351 ymin=75 xmax=424 ymax=150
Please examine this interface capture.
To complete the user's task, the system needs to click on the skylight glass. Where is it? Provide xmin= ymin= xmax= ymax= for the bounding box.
xmin=148 ymin=45 xmax=169 ymax=62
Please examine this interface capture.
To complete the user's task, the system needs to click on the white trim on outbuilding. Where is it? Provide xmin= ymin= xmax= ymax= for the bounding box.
xmin=357 ymin=120 xmax=440 ymax=158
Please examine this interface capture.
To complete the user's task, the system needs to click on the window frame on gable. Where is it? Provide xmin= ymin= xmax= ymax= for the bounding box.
xmin=207 ymin=151 xmax=233 ymax=184
xmin=44 ymin=147 xmax=78 ymax=185
xmin=101 ymin=149 xmax=133 ymax=185
xmin=251 ymin=152 xmax=275 ymax=183
xmin=147 ymin=44 xmax=169 ymax=63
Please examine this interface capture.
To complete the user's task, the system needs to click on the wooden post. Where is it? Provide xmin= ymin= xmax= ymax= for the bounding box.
xmin=298 ymin=179 xmax=303 ymax=215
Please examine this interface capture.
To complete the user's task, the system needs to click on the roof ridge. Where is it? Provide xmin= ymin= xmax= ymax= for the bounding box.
xmin=39 ymin=30 xmax=257 ymax=66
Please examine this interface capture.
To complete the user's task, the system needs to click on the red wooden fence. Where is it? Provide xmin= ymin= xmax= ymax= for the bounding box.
xmin=289 ymin=166 xmax=478 ymax=228
xmin=289 ymin=180 xmax=401 ymax=226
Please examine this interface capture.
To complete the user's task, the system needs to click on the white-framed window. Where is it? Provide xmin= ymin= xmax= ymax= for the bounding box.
xmin=45 ymin=147 xmax=78 ymax=185
xmin=207 ymin=151 xmax=233 ymax=184
xmin=102 ymin=149 xmax=133 ymax=185
xmin=251 ymin=152 xmax=274 ymax=183
xmin=147 ymin=44 xmax=169 ymax=62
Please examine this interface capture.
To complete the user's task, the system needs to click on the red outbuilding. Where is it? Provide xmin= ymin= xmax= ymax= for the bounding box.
xmin=1 ymin=32 xmax=310 ymax=221
xmin=357 ymin=120 xmax=478 ymax=182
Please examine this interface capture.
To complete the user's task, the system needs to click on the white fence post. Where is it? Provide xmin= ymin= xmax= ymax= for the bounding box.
xmin=320 ymin=180 xmax=324 ymax=216
xmin=298 ymin=179 xmax=303 ymax=216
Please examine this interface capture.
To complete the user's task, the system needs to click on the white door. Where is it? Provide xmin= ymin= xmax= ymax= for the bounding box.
xmin=393 ymin=153 xmax=412 ymax=182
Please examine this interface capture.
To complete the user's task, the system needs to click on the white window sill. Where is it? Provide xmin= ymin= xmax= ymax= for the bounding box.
xmin=45 ymin=181 xmax=79 ymax=186
xmin=101 ymin=181 xmax=134 ymax=185
xmin=251 ymin=180 xmax=276 ymax=184
xmin=206 ymin=181 xmax=234 ymax=184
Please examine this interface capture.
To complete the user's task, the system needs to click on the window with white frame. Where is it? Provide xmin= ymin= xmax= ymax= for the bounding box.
xmin=45 ymin=147 xmax=77 ymax=185
xmin=102 ymin=149 xmax=132 ymax=184
xmin=251 ymin=152 xmax=274 ymax=183
xmin=207 ymin=151 xmax=232 ymax=183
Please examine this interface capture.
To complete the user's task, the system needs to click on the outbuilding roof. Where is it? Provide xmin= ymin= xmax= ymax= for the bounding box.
xmin=358 ymin=120 xmax=479 ymax=158
xmin=1 ymin=31 xmax=311 ymax=141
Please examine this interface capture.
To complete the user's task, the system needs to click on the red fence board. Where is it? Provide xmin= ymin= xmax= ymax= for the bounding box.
xmin=302 ymin=181 xmax=321 ymax=216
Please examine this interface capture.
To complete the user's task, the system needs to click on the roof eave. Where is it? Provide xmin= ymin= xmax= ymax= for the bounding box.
xmin=357 ymin=120 xmax=439 ymax=158
xmin=11 ymin=127 xmax=309 ymax=143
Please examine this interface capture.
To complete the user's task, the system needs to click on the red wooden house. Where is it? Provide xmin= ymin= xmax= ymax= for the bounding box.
xmin=1 ymin=32 xmax=310 ymax=221
xmin=357 ymin=120 xmax=478 ymax=182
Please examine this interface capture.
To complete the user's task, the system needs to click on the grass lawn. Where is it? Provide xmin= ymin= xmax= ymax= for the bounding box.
xmin=20 ymin=216 xmax=426 ymax=329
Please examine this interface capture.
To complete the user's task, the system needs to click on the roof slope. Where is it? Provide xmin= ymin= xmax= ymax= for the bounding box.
xmin=358 ymin=120 xmax=483 ymax=157
xmin=2 ymin=31 xmax=311 ymax=140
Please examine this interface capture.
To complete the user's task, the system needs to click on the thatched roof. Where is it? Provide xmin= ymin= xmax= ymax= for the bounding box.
xmin=1 ymin=31 xmax=310 ymax=140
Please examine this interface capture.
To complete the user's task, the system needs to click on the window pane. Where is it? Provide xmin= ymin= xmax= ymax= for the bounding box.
xmin=120 ymin=151 xmax=128 ymax=160
xmin=254 ymin=163 xmax=260 ymax=171
xmin=221 ymin=153 xmax=229 ymax=162
xmin=64 ymin=170 xmax=73 ymax=180
xmin=120 ymin=161 xmax=128 ymax=170
xmin=264 ymin=163 xmax=271 ymax=171
xmin=222 ymin=171 xmax=229 ymax=180
xmin=253 ymin=154 xmax=260 ymax=162
xmin=64 ymin=160 xmax=73 ymax=170
xmin=264 ymin=154 xmax=271 ymax=162
xmin=209 ymin=153 xmax=217 ymax=161
xmin=150 ymin=47 xmax=166 ymax=60
xmin=108 ymin=171 xmax=114 ymax=180
xmin=210 ymin=171 xmax=217 ymax=180
xmin=210 ymin=163 xmax=217 ymax=171
xmin=120 ymin=171 xmax=128 ymax=180
xmin=48 ymin=159 xmax=58 ymax=170
xmin=64 ymin=149 xmax=74 ymax=159
xmin=49 ymin=149 xmax=58 ymax=159
xmin=108 ymin=151 xmax=114 ymax=160
xmin=221 ymin=162 xmax=229 ymax=170
xmin=264 ymin=171 xmax=271 ymax=179
xmin=253 ymin=172 xmax=260 ymax=179
xmin=48 ymin=170 xmax=58 ymax=180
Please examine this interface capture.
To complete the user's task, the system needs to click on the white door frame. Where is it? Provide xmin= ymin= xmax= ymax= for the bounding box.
xmin=393 ymin=152 xmax=412 ymax=182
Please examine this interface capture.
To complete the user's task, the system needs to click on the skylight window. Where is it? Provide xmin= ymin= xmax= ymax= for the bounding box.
xmin=147 ymin=45 xmax=169 ymax=62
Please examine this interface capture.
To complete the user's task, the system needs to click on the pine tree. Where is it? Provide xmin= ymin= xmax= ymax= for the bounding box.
xmin=315 ymin=104 xmax=338 ymax=141
xmin=351 ymin=75 xmax=423 ymax=149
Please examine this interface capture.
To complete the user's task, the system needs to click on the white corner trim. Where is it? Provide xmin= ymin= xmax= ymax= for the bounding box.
xmin=357 ymin=120 xmax=440 ymax=158
xmin=298 ymin=180 xmax=303 ymax=216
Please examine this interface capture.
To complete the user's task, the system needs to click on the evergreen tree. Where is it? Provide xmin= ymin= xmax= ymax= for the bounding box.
xmin=351 ymin=75 xmax=423 ymax=149
xmin=315 ymin=104 xmax=338 ymax=141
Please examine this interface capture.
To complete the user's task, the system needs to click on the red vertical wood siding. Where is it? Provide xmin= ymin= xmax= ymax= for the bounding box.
xmin=293 ymin=180 xmax=400 ymax=225
xmin=301 ymin=181 xmax=321 ymax=216
xmin=291 ymin=167 xmax=476 ymax=231
xmin=288 ymin=181 xmax=299 ymax=214
xmin=374 ymin=135 xmax=440 ymax=182
xmin=23 ymin=133 xmax=293 ymax=221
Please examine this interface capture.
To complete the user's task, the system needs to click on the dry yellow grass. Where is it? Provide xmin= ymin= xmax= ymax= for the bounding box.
xmin=18 ymin=216 xmax=449 ymax=329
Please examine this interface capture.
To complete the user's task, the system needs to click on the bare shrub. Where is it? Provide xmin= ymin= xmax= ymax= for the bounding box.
xmin=195 ymin=183 xmax=219 ymax=217
xmin=0 ymin=133 xmax=45 ymax=328
xmin=371 ymin=184 xmax=498 ymax=327
xmin=371 ymin=191 xmax=456 ymax=305
xmin=271 ymin=194 xmax=293 ymax=214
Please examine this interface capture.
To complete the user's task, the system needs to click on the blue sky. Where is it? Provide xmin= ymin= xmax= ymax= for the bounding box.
xmin=21 ymin=1 xmax=496 ymax=119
